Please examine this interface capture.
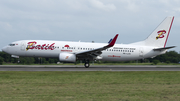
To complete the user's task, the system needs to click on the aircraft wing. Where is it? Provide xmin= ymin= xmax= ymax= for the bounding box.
xmin=75 ymin=34 xmax=118 ymax=58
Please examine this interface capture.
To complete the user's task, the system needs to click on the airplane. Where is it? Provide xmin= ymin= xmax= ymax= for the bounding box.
xmin=2 ymin=16 xmax=175 ymax=68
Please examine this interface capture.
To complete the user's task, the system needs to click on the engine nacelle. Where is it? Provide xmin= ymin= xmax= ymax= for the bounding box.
xmin=59 ymin=53 xmax=76 ymax=62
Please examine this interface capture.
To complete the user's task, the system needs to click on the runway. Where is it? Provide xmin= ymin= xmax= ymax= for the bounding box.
xmin=0 ymin=65 xmax=180 ymax=71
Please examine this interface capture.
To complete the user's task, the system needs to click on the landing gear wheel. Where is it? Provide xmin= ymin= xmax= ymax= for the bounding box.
xmin=84 ymin=63 xmax=90 ymax=68
xmin=84 ymin=61 xmax=90 ymax=68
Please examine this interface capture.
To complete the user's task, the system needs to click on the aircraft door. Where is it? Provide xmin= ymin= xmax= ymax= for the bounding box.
xmin=21 ymin=42 xmax=26 ymax=51
xmin=139 ymin=47 xmax=143 ymax=57
xmin=75 ymin=47 xmax=80 ymax=52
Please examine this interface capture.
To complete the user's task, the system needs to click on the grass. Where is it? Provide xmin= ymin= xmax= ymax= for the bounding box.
xmin=0 ymin=71 xmax=180 ymax=101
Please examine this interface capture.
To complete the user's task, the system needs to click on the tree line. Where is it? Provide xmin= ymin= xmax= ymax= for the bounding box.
xmin=0 ymin=51 xmax=59 ymax=65
xmin=0 ymin=51 xmax=179 ymax=65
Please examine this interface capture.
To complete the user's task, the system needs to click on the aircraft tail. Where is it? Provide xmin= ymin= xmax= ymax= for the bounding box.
xmin=144 ymin=16 xmax=174 ymax=47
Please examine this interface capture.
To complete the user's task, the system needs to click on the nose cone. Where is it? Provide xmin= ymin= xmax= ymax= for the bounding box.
xmin=2 ymin=46 xmax=8 ymax=53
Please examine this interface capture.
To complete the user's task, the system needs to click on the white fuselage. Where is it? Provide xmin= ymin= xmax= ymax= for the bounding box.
xmin=1 ymin=17 xmax=174 ymax=68
xmin=2 ymin=40 xmax=166 ymax=61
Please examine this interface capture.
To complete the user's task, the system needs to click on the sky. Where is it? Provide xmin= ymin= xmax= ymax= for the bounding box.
xmin=0 ymin=0 xmax=180 ymax=52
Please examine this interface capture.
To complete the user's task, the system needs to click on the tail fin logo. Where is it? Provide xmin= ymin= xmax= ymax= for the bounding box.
xmin=156 ymin=30 xmax=166 ymax=40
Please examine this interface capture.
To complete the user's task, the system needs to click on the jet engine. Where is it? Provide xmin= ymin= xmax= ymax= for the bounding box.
xmin=59 ymin=53 xmax=76 ymax=62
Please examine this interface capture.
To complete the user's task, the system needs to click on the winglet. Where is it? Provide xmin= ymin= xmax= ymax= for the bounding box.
xmin=108 ymin=39 xmax=112 ymax=43
xmin=107 ymin=34 xmax=118 ymax=47
xmin=76 ymin=34 xmax=119 ymax=56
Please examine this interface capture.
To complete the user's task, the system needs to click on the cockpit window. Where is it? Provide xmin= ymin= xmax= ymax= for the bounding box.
xmin=9 ymin=44 xmax=15 ymax=46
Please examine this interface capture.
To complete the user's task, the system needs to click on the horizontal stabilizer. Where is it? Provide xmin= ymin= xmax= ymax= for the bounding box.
xmin=153 ymin=46 xmax=176 ymax=51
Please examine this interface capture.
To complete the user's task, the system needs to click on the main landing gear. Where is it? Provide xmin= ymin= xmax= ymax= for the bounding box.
xmin=84 ymin=60 xmax=90 ymax=68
